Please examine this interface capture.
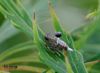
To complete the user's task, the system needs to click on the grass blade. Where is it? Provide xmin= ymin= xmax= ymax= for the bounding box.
xmin=49 ymin=2 xmax=88 ymax=73
xmin=0 ymin=41 xmax=35 ymax=62
xmin=32 ymin=13 xmax=67 ymax=73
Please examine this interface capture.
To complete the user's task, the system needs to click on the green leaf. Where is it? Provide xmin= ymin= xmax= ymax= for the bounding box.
xmin=32 ymin=14 xmax=67 ymax=73
xmin=0 ymin=41 xmax=35 ymax=62
xmin=89 ymin=62 xmax=100 ymax=73
xmin=49 ymin=2 xmax=88 ymax=73
xmin=81 ymin=44 xmax=100 ymax=62
xmin=85 ymin=60 xmax=100 ymax=73
xmin=0 ymin=0 xmax=33 ymax=38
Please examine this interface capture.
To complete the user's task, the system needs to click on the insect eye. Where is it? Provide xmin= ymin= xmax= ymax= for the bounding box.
xmin=55 ymin=32 xmax=62 ymax=37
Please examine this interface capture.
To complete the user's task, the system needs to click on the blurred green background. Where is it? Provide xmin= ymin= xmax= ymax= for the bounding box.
xmin=0 ymin=0 xmax=100 ymax=73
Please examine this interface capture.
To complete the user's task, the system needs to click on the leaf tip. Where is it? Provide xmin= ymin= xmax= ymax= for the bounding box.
xmin=33 ymin=12 xmax=36 ymax=20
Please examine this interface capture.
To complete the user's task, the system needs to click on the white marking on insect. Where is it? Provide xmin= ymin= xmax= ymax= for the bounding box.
xmin=57 ymin=38 xmax=67 ymax=47
xmin=56 ymin=38 xmax=73 ymax=51
xmin=67 ymin=47 xmax=73 ymax=51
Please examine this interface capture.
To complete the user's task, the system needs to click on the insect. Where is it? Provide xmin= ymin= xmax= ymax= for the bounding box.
xmin=45 ymin=32 xmax=73 ymax=53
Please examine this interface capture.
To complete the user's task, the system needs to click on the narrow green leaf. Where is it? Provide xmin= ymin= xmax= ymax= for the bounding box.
xmin=0 ymin=54 xmax=39 ymax=65
xmin=0 ymin=41 xmax=36 ymax=62
xmin=32 ymin=13 xmax=67 ymax=73
xmin=48 ymin=1 xmax=74 ymax=48
xmin=49 ymin=2 xmax=88 ymax=73
xmin=8 ymin=0 xmax=32 ymax=27
xmin=0 ymin=0 xmax=33 ymax=38
xmin=85 ymin=60 xmax=99 ymax=73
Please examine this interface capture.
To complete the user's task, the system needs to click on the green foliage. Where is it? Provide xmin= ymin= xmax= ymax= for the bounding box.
xmin=49 ymin=2 xmax=87 ymax=73
xmin=0 ymin=0 xmax=100 ymax=73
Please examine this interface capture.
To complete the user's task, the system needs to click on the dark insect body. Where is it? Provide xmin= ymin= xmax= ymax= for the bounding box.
xmin=45 ymin=32 xmax=68 ymax=52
